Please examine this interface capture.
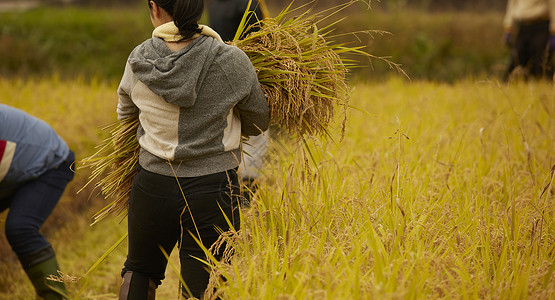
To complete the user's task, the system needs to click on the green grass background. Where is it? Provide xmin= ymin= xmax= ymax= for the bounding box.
xmin=0 ymin=3 xmax=509 ymax=82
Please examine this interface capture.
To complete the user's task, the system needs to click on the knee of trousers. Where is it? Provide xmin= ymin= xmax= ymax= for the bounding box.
xmin=119 ymin=271 xmax=157 ymax=300
xmin=5 ymin=220 xmax=46 ymax=256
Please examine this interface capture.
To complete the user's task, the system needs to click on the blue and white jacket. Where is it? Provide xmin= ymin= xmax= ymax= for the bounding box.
xmin=0 ymin=104 xmax=69 ymax=194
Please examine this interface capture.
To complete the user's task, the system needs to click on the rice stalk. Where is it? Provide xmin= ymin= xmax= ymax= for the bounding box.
xmin=78 ymin=117 xmax=139 ymax=224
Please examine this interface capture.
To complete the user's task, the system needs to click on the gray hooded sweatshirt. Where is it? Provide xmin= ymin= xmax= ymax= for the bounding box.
xmin=117 ymin=35 xmax=270 ymax=177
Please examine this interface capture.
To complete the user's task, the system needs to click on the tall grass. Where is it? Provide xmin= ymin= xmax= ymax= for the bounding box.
xmin=0 ymin=76 xmax=122 ymax=298
xmin=206 ymin=78 xmax=554 ymax=299
xmin=0 ymin=75 xmax=116 ymax=158
xmin=0 ymin=78 xmax=553 ymax=298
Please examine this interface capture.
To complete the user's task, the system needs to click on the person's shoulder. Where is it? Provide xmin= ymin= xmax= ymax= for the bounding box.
xmin=0 ymin=105 xmax=56 ymax=138
xmin=201 ymin=36 xmax=241 ymax=55
xmin=128 ymin=38 xmax=156 ymax=60
xmin=214 ymin=41 xmax=249 ymax=60
xmin=131 ymin=38 xmax=151 ymax=51
xmin=0 ymin=104 xmax=27 ymax=119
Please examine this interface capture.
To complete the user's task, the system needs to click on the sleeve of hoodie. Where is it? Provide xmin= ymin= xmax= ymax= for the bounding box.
xmin=231 ymin=49 xmax=270 ymax=136
xmin=116 ymin=61 xmax=140 ymax=121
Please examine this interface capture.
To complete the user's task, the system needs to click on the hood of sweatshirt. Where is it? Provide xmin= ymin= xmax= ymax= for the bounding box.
xmin=128 ymin=28 xmax=222 ymax=108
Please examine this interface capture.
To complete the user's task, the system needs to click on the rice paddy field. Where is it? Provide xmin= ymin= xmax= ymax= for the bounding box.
xmin=0 ymin=74 xmax=553 ymax=299
xmin=0 ymin=1 xmax=554 ymax=299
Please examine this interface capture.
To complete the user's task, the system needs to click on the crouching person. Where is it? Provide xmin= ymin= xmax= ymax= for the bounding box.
xmin=0 ymin=104 xmax=75 ymax=299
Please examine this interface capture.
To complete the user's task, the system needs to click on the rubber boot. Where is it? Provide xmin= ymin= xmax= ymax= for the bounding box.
xmin=119 ymin=271 xmax=156 ymax=300
xmin=20 ymin=246 xmax=67 ymax=300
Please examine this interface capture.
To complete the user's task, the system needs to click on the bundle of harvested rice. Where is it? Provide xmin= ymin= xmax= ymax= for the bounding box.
xmin=80 ymin=0 xmax=400 ymax=223
xmin=233 ymin=3 xmax=350 ymax=137
xmin=79 ymin=117 xmax=139 ymax=223
xmin=234 ymin=0 xmax=403 ymax=137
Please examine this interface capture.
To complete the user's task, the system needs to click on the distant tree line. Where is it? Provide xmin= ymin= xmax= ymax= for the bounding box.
xmin=268 ymin=0 xmax=510 ymax=12
xmin=33 ymin=0 xmax=509 ymax=11
xmin=392 ymin=0 xmax=507 ymax=11
xmin=296 ymin=0 xmax=509 ymax=11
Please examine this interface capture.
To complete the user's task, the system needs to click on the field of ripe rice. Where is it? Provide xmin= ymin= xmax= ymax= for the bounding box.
xmin=0 ymin=76 xmax=553 ymax=299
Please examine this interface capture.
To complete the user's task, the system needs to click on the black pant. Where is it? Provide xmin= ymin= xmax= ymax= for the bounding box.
xmin=122 ymin=167 xmax=241 ymax=298
xmin=1 ymin=151 xmax=75 ymax=259
xmin=507 ymin=19 xmax=553 ymax=79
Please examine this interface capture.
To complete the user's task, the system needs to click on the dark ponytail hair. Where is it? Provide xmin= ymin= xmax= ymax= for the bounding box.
xmin=150 ymin=0 xmax=203 ymax=40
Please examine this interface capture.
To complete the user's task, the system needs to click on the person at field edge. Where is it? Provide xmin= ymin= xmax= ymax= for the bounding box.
xmin=209 ymin=0 xmax=269 ymax=205
xmin=0 ymin=104 xmax=75 ymax=300
xmin=116 ymin=0 xmax=270 ymax=298
xmin=503 ymin=0 xmax=555 ymax=80
xmin=208 ymin=0 xmax=264 ymax=42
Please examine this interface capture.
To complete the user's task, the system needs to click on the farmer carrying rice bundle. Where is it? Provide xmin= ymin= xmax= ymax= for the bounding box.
xmin=82 ymin=0 xmax=368 ymax=225
xmin=115 ymin=0 xmax=269 ymax=298
xmin=80 ymin=0 xmax=396 ymax=297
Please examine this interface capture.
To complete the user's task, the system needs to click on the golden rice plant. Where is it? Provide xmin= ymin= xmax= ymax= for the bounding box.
xmin=80 ymin=0 xmax=399 ymax=222
xmin=79 ymin=117 xmax=139 ymax=224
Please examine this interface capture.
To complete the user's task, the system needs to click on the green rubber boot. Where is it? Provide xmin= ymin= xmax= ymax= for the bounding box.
xmin=21 ymin=246 xmax=68 ymax=300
